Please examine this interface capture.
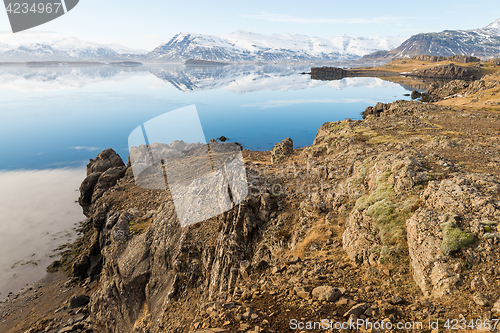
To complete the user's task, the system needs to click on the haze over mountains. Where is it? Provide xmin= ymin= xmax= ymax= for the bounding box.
xmin=0 ymin=31 xmax=405 ymax=63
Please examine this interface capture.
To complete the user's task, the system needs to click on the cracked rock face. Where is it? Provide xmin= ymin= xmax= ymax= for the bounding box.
xmin=407 ymin=174 xmax=500 ymax=297
xmin=406 ymin=210 xmax=461 ymax=297
xmin=79 ymin=148 xmax=126 ymax=205
xmin=342 ymin=151 xmax=427 ymax=265
xmin=87 ymin=190 xmax=271 ymax=332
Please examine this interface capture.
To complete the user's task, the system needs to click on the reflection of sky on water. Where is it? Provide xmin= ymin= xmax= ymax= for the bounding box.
xmin=0 ymin=168 xmax=85 ymax=297
xmin=0 ymin=65 xmax=411 ymax=171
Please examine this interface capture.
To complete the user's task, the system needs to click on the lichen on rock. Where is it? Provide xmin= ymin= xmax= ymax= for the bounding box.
xmin=440 ymin=215 xmax=475 ymax=255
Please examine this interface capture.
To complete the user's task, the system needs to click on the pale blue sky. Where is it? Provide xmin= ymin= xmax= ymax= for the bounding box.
xmin=0 ymin=0 xmax=499 ymax=49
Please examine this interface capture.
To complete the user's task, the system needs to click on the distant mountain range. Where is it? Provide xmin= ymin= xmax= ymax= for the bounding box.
xmin=0 ymin=32 xmax=405 ymax=63
xmin=6 ymin=19 xmax=500 ymax=63
xmin=0 ymin=37 xmax=145 ymax=62
xmin=144 ymin=31 xmax=406 ymax=63
xmin=365 ymin=19 xmax=500 ymax=59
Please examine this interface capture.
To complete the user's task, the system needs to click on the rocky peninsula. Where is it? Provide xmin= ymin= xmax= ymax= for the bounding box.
xmin=3 ymin=56 xmax=500 ymax=333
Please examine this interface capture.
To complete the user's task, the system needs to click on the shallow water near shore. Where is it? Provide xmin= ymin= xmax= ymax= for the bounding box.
xmin=0 ymin=64 xmax=413 ymax=296
xmin=0 ymin=168 xmax=85 ymax=298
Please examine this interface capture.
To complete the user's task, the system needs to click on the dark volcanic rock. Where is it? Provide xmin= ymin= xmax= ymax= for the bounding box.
xmin=80 ymin=149 xmax=126 ymax=206
xmin=79 ymin=172 xmax=103 ymax=205
xmin=91 ymin=166 xmax=127 ymax=203
xmin=72 ymin=230 xmax=102 ymax=279
xmin=86 ymin=148 xmax=125 ymax=176
xmin=310 ymin=66 xmax=347 ymax=80
xmin=411 ymin=90 xmax=422 ymax=99
xmin=70 ymin=295 xmax=90 ymax=308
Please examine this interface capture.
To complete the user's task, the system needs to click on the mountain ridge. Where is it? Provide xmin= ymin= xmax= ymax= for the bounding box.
xmin=367 ymin=19 xmax=500 ymax=59
xmin=0 ymin=36 xmax=146 ymax=62
xmin=145 ymin=31 xmax=406 ymax=63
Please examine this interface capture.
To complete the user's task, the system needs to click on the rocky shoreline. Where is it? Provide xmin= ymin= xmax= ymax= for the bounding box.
xmin=310 ymin=55 xmax=488 ymax=89
xmin=3 ymin=59 xmax=500 ymax=332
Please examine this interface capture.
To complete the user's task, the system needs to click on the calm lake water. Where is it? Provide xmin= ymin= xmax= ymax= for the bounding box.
xmin=0 ymin=63 xmax=413 ymax=297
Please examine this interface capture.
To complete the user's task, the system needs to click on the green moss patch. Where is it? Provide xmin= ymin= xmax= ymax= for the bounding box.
xmin=129 ymin=218 xmax=152 ymax=234
xmin=355 ymin=171 xmax=394 ymax=211
xmin=441 ymin=218 xmax=475 ymax=255
xmin=47 ymin=221 xmax=94 ymax=276
xmin=354 ymin=170 xmax=420 ymax=263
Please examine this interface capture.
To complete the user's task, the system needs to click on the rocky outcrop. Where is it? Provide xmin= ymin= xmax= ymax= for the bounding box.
xmin=90 ymin=166 xmax=127 ymax=203
xmin=409 ymin=55 xmax=480 ymax=63
xmin=362 ymin=102 xmax=391 ymax=117
xmin=410 ymin=90 xmax=422 ymax=99
xmin=270 ymin=137 xmax=293 ymax=163
xmin=79 ymin=149 xmax=126 ymax=205
xmin=342 ymin=152 xmax=428 ymax=265
xmin=423 ymin=79 xmax=489 ymax=102
xmin=87 ymin=194 xmax=277 ymax=332
xmin=324 ymin=100 xmax=500 ymax=301
xmin=406 ymin=211 xmax=462 ymax=298
xmin=310 ymin=66 xmax=347 ymax=80
xmin=79 ymin=172 xmax=103 ymax=205
xmin=406 ymin=63 xmax=480 ymax=80
xmin=362 ymin=99 xmax=446 ymax=118
xmin=86 ymin=148 xmax=125 ymax=175
xmin=72 ymin=150 xmax=283 ymax=332
xmin=407 ymin=174 xmax=500 ymax=297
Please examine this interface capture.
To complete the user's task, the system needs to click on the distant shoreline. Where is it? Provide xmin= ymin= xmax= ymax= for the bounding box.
xmin=0 ymin=61 xmax=144 ymax=67
xmin=0 ymin=59 xmax=390 ymax=67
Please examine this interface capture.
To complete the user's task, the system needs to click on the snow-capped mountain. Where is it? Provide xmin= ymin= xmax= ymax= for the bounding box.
xmin=328 ymin=34 xmax=407 ymax=57
xmin=0 ymin=37 xmax=146 ymax=62
xmin=146 ymin=31 xmax=406 ymax=63
xmin=379 ymin=19 xmax=500 ymax=58
xmin=0 ymin=31 xmax=405 ymax=63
